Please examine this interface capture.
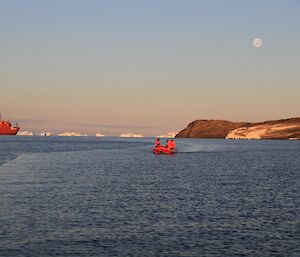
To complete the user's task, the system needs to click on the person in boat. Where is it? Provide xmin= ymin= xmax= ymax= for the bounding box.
xmin=155 ymin=138 xmax=160 ymax=147
xmin=170 ymin=139 xmax=176 ymax=150
xmin=166 ymin=139 xmax=173 ymax=149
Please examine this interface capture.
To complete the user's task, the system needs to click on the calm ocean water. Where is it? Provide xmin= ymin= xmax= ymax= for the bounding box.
xmin=0 ymin=136 xmax=299 ymax=257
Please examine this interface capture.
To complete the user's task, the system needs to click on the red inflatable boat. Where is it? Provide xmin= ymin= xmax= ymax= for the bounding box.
xmin=153 ymin=145 xmax=176 ymax=154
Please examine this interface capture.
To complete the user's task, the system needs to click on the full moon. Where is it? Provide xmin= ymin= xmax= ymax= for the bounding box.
xmin=252 ymin=38 xmax=263 ymax=48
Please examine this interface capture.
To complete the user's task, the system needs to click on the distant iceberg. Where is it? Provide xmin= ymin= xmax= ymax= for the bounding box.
xmin=120 ymin=133 xmax=144 ymax=138
xmin=156 ymin=131 xmax=177 ymax=138
xmin=17 ymin=130 xmax=34 ymax=136
xmin=58 ymin=132 xmax=87 ymax=137
xmin=39 ymin=132 xmax=52 ymax=136
xmin=96 ymin=133 xmax=105 ymax=137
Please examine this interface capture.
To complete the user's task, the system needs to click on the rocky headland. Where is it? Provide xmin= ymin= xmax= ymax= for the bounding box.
xmin=175 ymin=118 xmax=300 ymax=140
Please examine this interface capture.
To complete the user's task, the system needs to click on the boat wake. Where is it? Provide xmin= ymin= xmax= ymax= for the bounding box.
xmin=174 ymin=141 xmax=236 ymax=153
xmin=0 ymin=153 xmax=23 ymax=170
xmin=0 ymin=153 xmax=35 ymax=173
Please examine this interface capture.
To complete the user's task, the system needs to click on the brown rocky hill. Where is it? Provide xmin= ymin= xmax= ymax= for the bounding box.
xmin=175 ymin=120 xmax=249 ymax=138
xmin=175 ymin=118 xmax=300 ymax=140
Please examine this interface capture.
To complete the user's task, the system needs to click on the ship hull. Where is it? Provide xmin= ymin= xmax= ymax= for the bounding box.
xmin=0 ymin=127 xmax=20 ymax=135
xmin=0 ymin=120 xmax=20 ymax=135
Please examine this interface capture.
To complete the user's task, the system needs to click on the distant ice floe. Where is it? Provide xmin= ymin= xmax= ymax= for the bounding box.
xmin=156 ymin=131 xmax=177 ymax=138
xmin=120 ymin=133 xmax=144 ymax=138
xmin=17 ymin=131 xmax=34 ymax=136
xmin=95 ymin=133 xmax=105 ymax=137
xmin=39 ymin=132 xmax=52 ymax=136
xmin=58 ymin=132 xmax=87 ymax=137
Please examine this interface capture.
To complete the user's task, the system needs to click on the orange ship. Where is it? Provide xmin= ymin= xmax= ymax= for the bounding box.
xmin=0 ymin=114 xmax=20 ymax=135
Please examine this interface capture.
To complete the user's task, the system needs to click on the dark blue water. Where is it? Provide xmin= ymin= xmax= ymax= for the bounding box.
xmin=0 ymin=137 xmax=299 ymax=256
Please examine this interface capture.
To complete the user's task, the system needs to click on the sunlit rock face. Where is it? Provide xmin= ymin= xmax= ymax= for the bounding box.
xmin=176 ymin=118 xmax=300 ymax=140
xmin=226 ymin=118 xmax=300 ymax=140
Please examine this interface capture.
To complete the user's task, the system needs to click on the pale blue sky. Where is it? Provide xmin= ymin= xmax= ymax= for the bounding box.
xmin=1 ymin=0 xmax=299 ymax=135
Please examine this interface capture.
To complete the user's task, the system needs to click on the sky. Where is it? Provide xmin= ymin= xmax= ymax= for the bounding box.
xmin=1 ymin=0 xmax=299 ymax=136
